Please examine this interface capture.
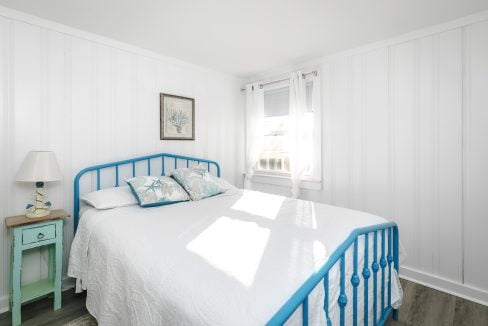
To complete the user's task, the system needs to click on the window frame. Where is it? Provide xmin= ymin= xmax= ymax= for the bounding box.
xmin=253 ymin=73 xmax=322 ymax=189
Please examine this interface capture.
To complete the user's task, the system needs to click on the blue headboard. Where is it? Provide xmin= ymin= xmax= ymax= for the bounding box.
xmin=73 ymin=153 xmax=221 ymax=233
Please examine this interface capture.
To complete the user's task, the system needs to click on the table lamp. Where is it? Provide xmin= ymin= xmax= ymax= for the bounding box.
xmin=16 ymin=151 xmax=62 ymax=218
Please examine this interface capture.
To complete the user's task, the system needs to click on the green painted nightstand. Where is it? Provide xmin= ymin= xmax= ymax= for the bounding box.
xmin=5 ymin=209 xmax=69 ymax=326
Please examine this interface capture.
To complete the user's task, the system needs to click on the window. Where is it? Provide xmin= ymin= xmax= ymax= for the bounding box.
xmin=260 ymin=95 xmax=290 ymax=172
xmin=256 ymin=75 xmax=320 ymax=182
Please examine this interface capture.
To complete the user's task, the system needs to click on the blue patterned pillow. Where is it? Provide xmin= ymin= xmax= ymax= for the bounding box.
xmin=125 ymin=176 xmax=190 ymax=207
xmin=170 ymin=167 xmax=225 ymax=200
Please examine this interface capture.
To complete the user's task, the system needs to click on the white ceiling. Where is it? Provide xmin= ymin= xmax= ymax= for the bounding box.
xmin=1 ymin=0 xmax=487 ymax=77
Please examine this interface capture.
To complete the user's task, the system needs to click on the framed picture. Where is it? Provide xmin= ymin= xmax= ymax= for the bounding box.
xmin=160 ymin=93 xmax=195 ymax=140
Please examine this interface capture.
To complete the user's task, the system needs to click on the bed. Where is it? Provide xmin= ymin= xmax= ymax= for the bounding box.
xmin=68 ymin=153 xmax=402 ymax=326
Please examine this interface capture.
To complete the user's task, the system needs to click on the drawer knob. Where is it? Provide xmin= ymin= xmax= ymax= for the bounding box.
xmin=37 ymin=233 xmax=44 ymax=240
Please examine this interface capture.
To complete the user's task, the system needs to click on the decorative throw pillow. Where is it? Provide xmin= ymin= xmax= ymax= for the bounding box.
xmin=125 ymin=176 xmax=190 ymax=207
xmin=210 ymin=175 xmax=237 ymax=192
xmin=170 ymin=167 xmax=225 ymax=201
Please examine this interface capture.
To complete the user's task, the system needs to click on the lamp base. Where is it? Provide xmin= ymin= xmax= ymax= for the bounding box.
xmin=25 ymin=182 xmax=52 ymax=218
xmin=26 ymin=208 xmax=51 ymax=218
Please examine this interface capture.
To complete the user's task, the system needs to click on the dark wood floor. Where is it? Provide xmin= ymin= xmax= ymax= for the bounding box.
xmin=387 ymin=279 xmax=488 ymax=326
xmin=0 ymin=290 xmax=88 ymax=326
xmin=0 ymin=279 xmax=487 ymax=325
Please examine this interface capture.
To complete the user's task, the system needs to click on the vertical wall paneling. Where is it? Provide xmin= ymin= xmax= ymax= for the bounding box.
xmin=346 ymin=56 xmax=354 ymax=209
xmin=62 ymin=35 xmax=73 ymax=277
xmin=350 ymin=54 xmax=363 ymax=211
xmin=463 ymin=20 xmax=488 ymax=291
xmin=113 ymin=49 xmax=133 ymax=162
xmin=417 ymin=35 xmax=435 ymax=275
xmin=0 ymin=16 xmax=8 ymax=299
xmin=387 ymin=45 xmax=395 ymax=227
xmin=331 ymin=58 xmax=350 ymax=208
xmin=363 ymin=48 xmax=389 ymax=218
xmin=135 ymin=56 xmax=155 ymax=156
xmin=392 ymin=40 xmax=417 ymax=270
xmin=71 ymin=37 xmax=96 ymax=194
xmin=437 ymin=29 xmax=463 ymax=282
xmin=322 ymin=63 xmax=333 ymax=205
xmin=0 ymin=14 xmax=243 ymax=311
xmin=95 ymin=44 xmax=113 ymax=175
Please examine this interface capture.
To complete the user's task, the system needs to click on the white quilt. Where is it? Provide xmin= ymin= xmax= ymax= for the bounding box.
xmin=68 ymin=189 xmax=402 ymax=325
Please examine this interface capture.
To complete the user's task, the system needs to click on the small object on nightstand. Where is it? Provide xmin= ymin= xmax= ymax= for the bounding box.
xmin=5 ymin=209 xmax=69 ymax=326
xmin=16 ymin=151 xmax=62 ymax=218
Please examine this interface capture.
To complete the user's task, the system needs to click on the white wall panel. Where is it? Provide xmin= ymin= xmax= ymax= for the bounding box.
xmin=329 ymin=58 xmax=350 ymax=208
xmin=437 ymin=29 xmax=463 ymax=282
xmin=363 ymin=48 xmax=389 ymax=218
xmin=392 ymin=41 xmax=417 ymax=271
xmin=113 ymin=49 xmax=134 ymax=161
xmin=416 ymin=35 xmax=436 ymax=275
xmin=464 ymin=20 xmax=488 ymax=291
xmin=349 ymin=55 xmax=363 ymax=211
xmin=0 ymin=16 xmax=243 ymax=312
xmin=94 ymin=45 xmax=113 ymax=168
xmin=0 ymin=17 xmax=8 ymax=299
xmin=135 ymin=56 xmax=158 ymax=156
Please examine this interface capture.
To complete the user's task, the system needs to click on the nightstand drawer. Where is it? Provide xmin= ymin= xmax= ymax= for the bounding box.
xmin=22 ymin=224 xmax=56 ymax=245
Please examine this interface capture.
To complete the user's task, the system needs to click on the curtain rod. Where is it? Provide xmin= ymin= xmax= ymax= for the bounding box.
xmin=240 ymin=70 xmax=318 ymax=92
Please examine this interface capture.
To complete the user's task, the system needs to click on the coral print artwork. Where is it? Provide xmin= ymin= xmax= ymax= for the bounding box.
xmin=160 ymin=93 xmax=195 ymax=140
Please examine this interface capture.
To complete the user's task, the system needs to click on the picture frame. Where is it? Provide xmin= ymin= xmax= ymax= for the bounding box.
xmin=160 ymin=93 xmax=195 ymax=140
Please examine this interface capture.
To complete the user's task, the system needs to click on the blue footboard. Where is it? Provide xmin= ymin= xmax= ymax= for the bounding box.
xmin=267 ymin=222 xmax=399 ymax=326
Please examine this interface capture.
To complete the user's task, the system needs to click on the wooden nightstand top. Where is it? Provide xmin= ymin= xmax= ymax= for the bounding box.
xmin=5 ymin=209 xmax=70 ymax=228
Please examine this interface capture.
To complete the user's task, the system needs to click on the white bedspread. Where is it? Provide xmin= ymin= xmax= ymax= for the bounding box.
xmin=69 ymin=189 xmax=402 ymax=325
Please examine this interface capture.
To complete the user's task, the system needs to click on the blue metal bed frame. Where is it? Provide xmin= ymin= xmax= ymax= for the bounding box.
xmin=73 ymin=152 xmax=399 ymax=326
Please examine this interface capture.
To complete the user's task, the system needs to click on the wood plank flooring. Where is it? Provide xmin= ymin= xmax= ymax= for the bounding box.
xmin=387 ymin=279 xmax=488 ymax=326
xmin=0 ymin=279 xmax=487 ymax=325
xmin=0 ymin=290 xmax=88 ymax=326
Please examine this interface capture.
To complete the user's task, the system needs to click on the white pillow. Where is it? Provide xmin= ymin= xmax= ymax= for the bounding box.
xmin=81 ymin=186 xmax=138 ymax=209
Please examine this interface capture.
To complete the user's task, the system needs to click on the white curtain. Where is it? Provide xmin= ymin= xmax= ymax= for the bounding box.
xmin=288 ymin=71 xmax=309 ymax=198
xmin=244 ymin=82 xmax=264 ymax=189
xmin=310 ymin=70 xmax=322 ymax=180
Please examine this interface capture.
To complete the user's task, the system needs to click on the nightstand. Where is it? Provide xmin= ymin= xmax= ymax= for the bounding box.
xmin=5 ymin=209 xmax=69 ymax=326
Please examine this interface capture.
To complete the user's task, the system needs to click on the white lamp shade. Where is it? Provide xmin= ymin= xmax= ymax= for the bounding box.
xmin=16 ymin=151 xmax=62 ymax=182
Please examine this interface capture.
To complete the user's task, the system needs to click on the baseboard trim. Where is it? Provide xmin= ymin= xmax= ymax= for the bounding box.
xmin=0 ymin=277 xmax=76 ymax=314
xmin=401 ymin=267 xmax=488 ymax=306
xmin=0 ymin=295 xmax=8 ymax=314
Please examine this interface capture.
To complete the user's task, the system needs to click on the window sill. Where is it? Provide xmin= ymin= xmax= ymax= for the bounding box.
xmin=245 ymin=172 xmax=322 ymax=191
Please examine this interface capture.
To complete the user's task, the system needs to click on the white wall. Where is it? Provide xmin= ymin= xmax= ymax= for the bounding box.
xmin=251 ymin=16 xmax=488 ymax=304
xmin=0 ymin=10 xmax=244 ymax=312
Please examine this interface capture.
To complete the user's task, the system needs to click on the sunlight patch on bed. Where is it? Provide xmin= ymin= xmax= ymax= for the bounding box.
xmin=231 ymin=192 xmax=285 ymax=220
xmin=186 ymin=216 xmax=270 ymax=287
xmin=313 ymin=240 xmax=328 ymax=271
xmin=310 ymin=202 xmax=318 ymax=229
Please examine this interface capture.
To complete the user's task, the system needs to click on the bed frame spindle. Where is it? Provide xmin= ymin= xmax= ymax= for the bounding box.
xmin=373 ymin=231 xmax=379 ymax=325
xmin=352 ymin=239 xmax=359 ymax=326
